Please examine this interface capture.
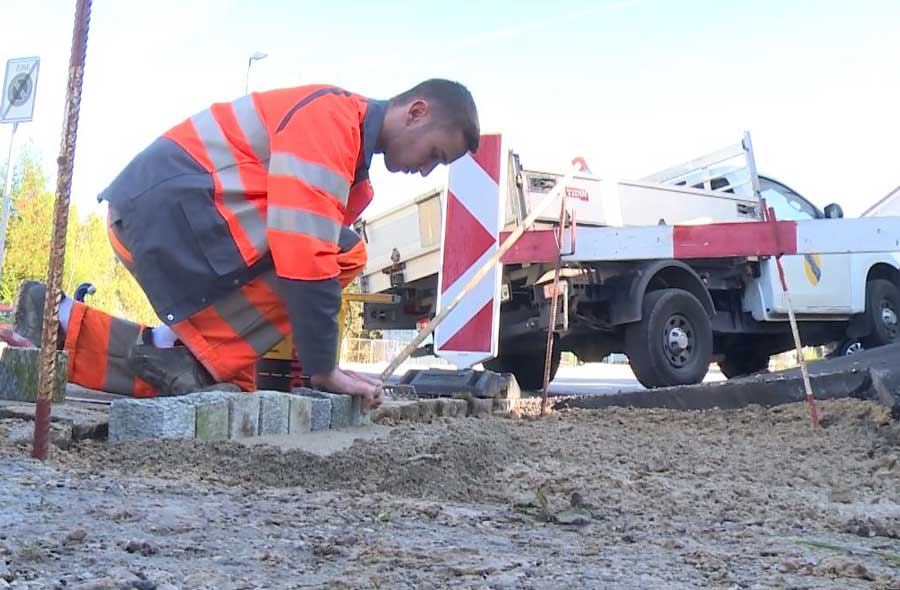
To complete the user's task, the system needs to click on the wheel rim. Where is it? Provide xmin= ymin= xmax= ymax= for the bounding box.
xmin=879 ymin=299 xmax=898 ymax=340
xmin=663 ymin=314 xmax=694 ymax=368
xmin=845 ymin=341 xmax=864 ymax=355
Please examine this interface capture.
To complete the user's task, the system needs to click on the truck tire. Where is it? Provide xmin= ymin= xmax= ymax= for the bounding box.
xmin=861 ymin=279 xmax=900 ymax=348
xmin=838 ymin=339 xmax=864 ymax=356
xmin=485 ymin=343 xmax=562 ymax=391
xmin=717 ymin=351 xmax=770 ymax=379
xmin=625 ymin=289 xmax=713 ymax=388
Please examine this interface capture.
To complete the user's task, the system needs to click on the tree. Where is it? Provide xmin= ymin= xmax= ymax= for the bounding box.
xmin=0 ymin=151 xmax=158 ymax=326
xmin=62 ymin=208 xmax=159 ymax=325
xmin=0 ymin=152 xmax=54 ymax=302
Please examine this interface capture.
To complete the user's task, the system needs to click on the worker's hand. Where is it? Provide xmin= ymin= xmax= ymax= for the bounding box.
xmin=347 ymin=371 xmax=386 ymax=411
xmin=310 ymin=368 xmax=384 ymax=411
xmin=340 ymin=369 xmax=385 ymax=410
xmin=343 ymin=369 xmax=381 ymax=387
xmin=370 ymin=385 xmax=386 ymax=409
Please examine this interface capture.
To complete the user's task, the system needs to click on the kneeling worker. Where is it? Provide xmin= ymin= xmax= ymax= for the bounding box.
xmin=13 ymin=79 xmax=480 ymax=410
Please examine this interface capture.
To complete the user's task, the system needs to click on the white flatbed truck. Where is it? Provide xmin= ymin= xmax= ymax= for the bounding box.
xmin=357 ymin=133 xmax=900 ymax=389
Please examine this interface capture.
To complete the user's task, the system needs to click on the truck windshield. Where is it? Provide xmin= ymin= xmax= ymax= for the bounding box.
xmin=759 ymin=178 xmax=819 ymax=220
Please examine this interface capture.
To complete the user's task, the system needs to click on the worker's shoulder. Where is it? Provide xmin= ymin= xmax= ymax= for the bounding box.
xmin=257 ymin=84 xmax=367 ymax=107
xmin=255 ymin=84 xmax=369 ymax=128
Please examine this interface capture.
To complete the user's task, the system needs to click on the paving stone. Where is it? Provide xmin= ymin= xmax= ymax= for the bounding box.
xmin=368 ymin=400 xmax=405 ymax=423
xmin=109 ymin=398 xmax=195 ymax=442
xmin=258 ymin=391 xmax=290 ymax=435
xmin=183 ymin=393 xmax=229 ymax=441
xmin=4 ymin=419 xmax=73 ymax=449
xmin=467 ymin=397 xmax=494 ymax=418
xmin=327 ymin=393 xmax=352 ymax=429
xmin=350 ymin=394 xmax=363 ymax=426
xmin=437 ymin=398 xmax=468 ymax=418
xmin=227 ymin=393 xmax=260 ymax=439
xmin=370 ymin=402 xmax=401 ymax=424
xmin=398 ymin=400 xmax=422 ymax=421
xmin=493 ymin=399 xmax=519 ymax=414
xmin=195 ymin=400 xmax=228 ymax=440
xmin=431 ymin=398 xmax=450 ymax=417
xmin=294 ymin=388 xmax=353 ymax=429
xmin=417 ymin=399 xmax=441 ymax=422
xmin=308 ymin=397 xmax=331 ymax=431
xmin=0 ymin=400 xmax=108 ymax=441
xmin=350 ymin=394 xmax=371 ymax=427
xmin=180 ymin=390 xmax=239 ymax=440
xmin=293 ymin=388 xmax=333 ymax=432
xmin=288 ymin=395 xmax=312 ymax=434
xmin=0 ymin=347 xmax=68 ymax=402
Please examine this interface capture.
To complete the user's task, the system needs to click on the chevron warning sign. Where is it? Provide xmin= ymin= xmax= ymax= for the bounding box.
xmin=434 ymin=134 xmax=503 ymax=367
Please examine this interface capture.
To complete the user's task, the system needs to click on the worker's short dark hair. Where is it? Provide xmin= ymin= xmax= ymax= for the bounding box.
xmin=390 ymin=79 xmax=480 ymax=153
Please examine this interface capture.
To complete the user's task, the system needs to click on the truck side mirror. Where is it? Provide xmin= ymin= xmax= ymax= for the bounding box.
xmin=824 ymin=203 xmax=844 ymax=219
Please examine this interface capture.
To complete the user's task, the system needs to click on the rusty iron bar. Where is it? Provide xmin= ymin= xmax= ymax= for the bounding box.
xmin=540 ymin=198 xmax=568 ymax=417
xmin=762 ymin=199 xmax=820 ymax=429
xmin=32 ymin=0 xmax=93 ymax=461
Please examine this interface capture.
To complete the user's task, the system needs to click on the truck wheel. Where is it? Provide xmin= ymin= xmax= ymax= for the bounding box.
xmin=861 ymin=279 xmax=900 ymax=348
xmin=717 ymin=351 xmax=770 ymax=379
xmin=839 ymin=340 xmax=864 ymax=356
xmin=625 ymin=289 xmax=713 ymax=388
xmin=485 ymin=342 xmax=562 ymax=391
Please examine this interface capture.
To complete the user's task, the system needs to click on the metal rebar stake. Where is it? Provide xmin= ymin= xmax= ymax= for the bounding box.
xmin=765 ymin=203 xmax=820 ymax=429
xmin=540 ymin=200 xmax=568 ymax=417
xmin=32 ymin=0 xmax=93 ymax=460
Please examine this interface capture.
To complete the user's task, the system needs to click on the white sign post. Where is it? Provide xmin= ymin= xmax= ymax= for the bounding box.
xmin=0 ymin=56 xmax=41 ymax=281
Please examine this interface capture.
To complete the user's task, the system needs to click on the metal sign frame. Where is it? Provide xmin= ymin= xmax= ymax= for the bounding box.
xmin=2 ymin=56 xmax=41 ymax=124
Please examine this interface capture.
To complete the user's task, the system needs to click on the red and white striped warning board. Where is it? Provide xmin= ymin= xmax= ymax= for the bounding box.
xmin=434 ymin=134 xmax=503 ymax=367
xmin=500 ymin=217 xmax=900 ymax=264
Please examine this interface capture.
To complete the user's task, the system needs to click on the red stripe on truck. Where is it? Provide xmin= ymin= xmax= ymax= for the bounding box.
xmin=499 ymin=230 xmax=559 ymax=264
xmin=673 ymin=220 xmax=798 ymax=258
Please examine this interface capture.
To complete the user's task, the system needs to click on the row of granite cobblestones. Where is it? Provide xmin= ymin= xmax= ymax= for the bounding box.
xmin=0 ymin=348 xmax=512 ymax=443
xmin=108 ymin=389 xmax=504 ymax=442
xmin=108 ymin=388 xmax=374 ymax=442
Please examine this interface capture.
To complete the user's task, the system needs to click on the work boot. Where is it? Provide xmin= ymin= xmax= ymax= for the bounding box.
xmin=126 ymin=344 xmax=219 ymax=396
xmin=12 ymin=280 xmax=45 ymax=347
xmin=12 ymin=280 xmax=64 ymax=349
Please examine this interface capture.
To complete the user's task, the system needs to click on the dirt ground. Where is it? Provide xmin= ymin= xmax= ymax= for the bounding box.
xmin=1 ymin=398 xmax=899 ymax=589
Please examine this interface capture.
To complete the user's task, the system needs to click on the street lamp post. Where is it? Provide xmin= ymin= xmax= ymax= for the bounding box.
xmin=245 ymin=51 xmax=268 ymax=95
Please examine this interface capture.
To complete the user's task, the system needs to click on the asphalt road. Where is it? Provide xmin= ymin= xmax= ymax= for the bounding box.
xmin=546 ymin=363 xmax=725 ymax=396
xmin=345 ymin=360 xmax=726 ymax=397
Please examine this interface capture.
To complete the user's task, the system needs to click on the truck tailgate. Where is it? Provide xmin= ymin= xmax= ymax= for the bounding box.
xmin=358 ymin=187 xmax=443 ymax=294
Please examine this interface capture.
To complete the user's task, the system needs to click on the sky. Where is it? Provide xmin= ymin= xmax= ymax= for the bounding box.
xmin=1 ymin=0 xmax=898 ymax=219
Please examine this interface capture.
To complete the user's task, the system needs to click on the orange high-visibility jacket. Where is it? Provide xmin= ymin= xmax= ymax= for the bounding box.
xmin=99 ymin=85 xmax=386 ymax=374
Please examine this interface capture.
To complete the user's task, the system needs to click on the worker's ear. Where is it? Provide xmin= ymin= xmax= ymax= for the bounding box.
xmin=406 ymin=99 xmax=430 ymax=126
